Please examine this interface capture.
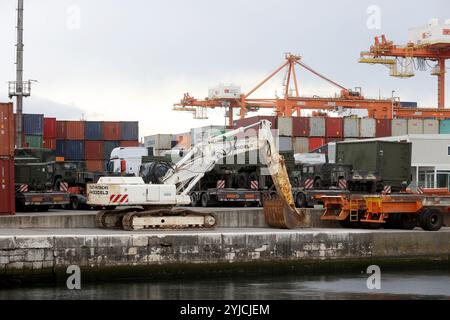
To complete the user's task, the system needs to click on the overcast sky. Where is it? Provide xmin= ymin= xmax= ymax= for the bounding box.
xmin=0 ymin=0 xmax=449 ymax=138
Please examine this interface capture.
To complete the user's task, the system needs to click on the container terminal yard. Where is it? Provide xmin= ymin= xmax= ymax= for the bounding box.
xmin=0 ymin=0 xmax=450 ymax=302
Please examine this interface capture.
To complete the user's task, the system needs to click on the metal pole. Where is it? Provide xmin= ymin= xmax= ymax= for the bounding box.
xmin=15 ymin=0 xmax=24 ymax=148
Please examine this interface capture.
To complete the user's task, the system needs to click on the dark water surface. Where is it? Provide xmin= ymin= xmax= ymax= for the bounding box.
xmin=0 ymin=270 xmax=449 ymax=300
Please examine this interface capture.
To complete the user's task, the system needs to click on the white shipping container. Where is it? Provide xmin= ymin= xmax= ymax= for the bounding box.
xmin=423 ymin=119 xmax=440 ymax=134
xmin=277 ymin=137 xmax=293 ymax=151
xmin=144 ymin=134 xmax=173 ymax=150
xmin=343 ymin=117 xmax=360 ymax=138
xmin=190 ymin=125 xmax=225 ymax=145
xmin=208 ymin=84 xmax=241 ymax=99
xmin=359 ymin=118 xmax=376 ymax=138
xmin=309 ymin=117 xmax=326 ymax=137
xmin=277 ymin=117 xmax=293 ymax=136
xmin=391 ymin=119 xmax=408 ymax=136
xmin=407 ymin=119 xmax=424 ymax=134
xmin=292 ymin=137 xmax=309 ymax=154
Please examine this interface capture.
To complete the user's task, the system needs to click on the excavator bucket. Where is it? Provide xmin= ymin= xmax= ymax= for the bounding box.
xmin=263 ymin=154 xmax=305 ymax=229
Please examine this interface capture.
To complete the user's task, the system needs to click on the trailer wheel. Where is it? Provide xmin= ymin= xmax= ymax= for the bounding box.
xmin=201 ymin=193 xmax=211 ymax=208
xmin=295 ymin=193 xmax=307 ymax=208
xmin=71 ymin=197 xmax=80 ymax=210
xmin=314 ymin=178 xmax=322 ymax=189
xmin=190 ymin=193 xmax=199 ymax=207
xmin=419 ymin=209 xmax=443 ymax=231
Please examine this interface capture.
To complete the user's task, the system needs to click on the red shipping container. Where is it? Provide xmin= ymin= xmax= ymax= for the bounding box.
xmin=66 ymin=121 xmax=85 ymax=140
xmin=120 ymin=140 xmax=139 ymax=147
xmin=326 ymin=117 xmax=343 ymax=138
xmin=85 ymin=160 xmax=105 ymax=172
xmin=292 ymin=117 xmax=310 ymax=137
xmin=103 ymin=122 xmax=121 ymax=140
xmin=0 ymin=103 xmax=15 ymax=157
xmin=43 ymin=138 xmax=57 ymax=150
xmin=0 ymin=158 xmax=15 ymax=215
xmin=43 ymin=117 xmax=57 ymax=138
xmin=85 ymin=141 xmax=104 ymax=160
xmin=56 ymin=120 xmax=67 ymax=139
xmin=376 ymin=119 xmax=392 ymax=137
xmin=308 ymin=137 xmax=326 ymax=152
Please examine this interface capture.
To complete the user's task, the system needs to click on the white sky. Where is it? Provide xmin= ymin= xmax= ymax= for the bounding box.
xmin=0 ymin=0 xmax=449 ymax=138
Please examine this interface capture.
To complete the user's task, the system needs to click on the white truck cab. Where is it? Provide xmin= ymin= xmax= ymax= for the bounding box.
xmin=107 ymin=147 xmax=152 ymax=176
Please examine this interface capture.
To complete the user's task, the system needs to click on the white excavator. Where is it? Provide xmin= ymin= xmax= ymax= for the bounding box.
xmin=87 ymin=120 xmax=304 ymax=230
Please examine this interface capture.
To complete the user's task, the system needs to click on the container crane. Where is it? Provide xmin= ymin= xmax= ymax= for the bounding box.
xmin=174 ymin=53 xmax=399 ymax=127
xmin=359 ymin=19 xmax=450 ymax=112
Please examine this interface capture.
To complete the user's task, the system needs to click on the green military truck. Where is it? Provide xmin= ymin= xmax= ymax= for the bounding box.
xmin=335 ymin=141 xmax=412 ymax=193
xmin=14 ymin=149 xmax=70 ymax=211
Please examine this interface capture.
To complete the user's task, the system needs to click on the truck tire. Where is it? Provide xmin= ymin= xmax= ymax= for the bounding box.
xmin=419 ymin=209 xmax=443 ymax=231
xmin=190 ymin=193 xmax=199 ymax=207
xmin=201 ymin=193 xmax=211 ymax=208
xmin=295 ymin=193 xmax=307 ymax=208
xmin=71 ymin=197 xmax=80 ymax=210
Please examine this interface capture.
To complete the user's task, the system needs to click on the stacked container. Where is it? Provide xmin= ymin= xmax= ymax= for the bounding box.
xmin=440 ymin=119 xmax=450 ymax=134
xmin=43 ymin=117 xmax=57 ymax=150
xmin=359 ymin=118 xmax=376 ymax=138
xmin=144 ymin=134 xmax=173 ymax=156
xmin=0 ymin=103 xmax=15 ymax=215
xmin=391 ymin=119 xmax=408 ymax=136
xmin=23 ymin=113 xmax=44 ymax=148
xmin=423 ymin=119 xmax=439 ymax=134
xmin=407 ymin=119 xmax=424 ymax=134
xmin=375 ymin=119 xmax=392 ymax=137
xmin=343 ymin=117 xmax=359 ymax=138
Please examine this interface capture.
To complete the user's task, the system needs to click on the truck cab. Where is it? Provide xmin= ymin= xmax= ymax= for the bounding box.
xmin=107 ymin=147 xmax=152 ymax=176
xmin=300 ymin=163 xmax=353 ymax=189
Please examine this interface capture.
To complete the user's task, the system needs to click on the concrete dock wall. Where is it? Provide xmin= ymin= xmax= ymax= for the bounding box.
xmin=1 ymin=228 xmax=449 ymax=283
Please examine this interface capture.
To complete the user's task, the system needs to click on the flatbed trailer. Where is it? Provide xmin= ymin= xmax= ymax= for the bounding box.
xmin=292 ymin=188 xmax=350 ymax=208
xmin=191 ymin=188 xmax=261 ymax=207
xmin=16 ymin=191 xmax=70 ymax=211
xmin=318 ymin=191 xmax=450 ymax=231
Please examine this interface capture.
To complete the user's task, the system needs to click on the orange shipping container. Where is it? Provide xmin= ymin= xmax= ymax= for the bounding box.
xmin=85 ymin=141 xmax=104 ymax=160
xmin=66 ymin=121 xmax=85 ymax=140
xmin=43 ymin=138 xmax=57 ymax=150
xmin=0 ymin=103 xmax=15 ymax=157
xmin=103 ymin=122 xmax=121 ymax=140
xmin=0 ymin=158 xmax=15 ymax=215
xmin=56 ymin=121 xmax=67 ymax=139
xmin=120 ymin=140 xmax=139 ymax=147
xmin=85 ymin=160 xmax=105 ymax=172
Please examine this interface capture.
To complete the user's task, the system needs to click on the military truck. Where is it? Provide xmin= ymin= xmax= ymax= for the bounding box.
xmin=14 ymin=149 xmax=70 ymax=211
xmin=335 ymin=141 xmax=412 ymax=193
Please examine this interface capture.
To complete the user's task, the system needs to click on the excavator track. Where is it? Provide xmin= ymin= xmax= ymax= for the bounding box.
xmin=96 ymin=207 xmax=144 ymax=229
xmin=122 ymin=208 xmax=217 ymax=231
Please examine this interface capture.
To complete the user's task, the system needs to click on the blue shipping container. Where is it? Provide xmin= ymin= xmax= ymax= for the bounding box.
xmin=120 ymin=122 xmax=139 ymax=140
xmin=104 ymin=141 xmax=120 ymax=159
xmin=65 ymin=140 xmax=85 ymax=160
xmin=22 ymin=113 xmax=44 ymax=135
xmin=85 ymin=121 xmax=104 ymax=140
xmin=440 ymin=119 xmax=450 ymax=134
xmin=56 ymin=140 xmax=65 ymax=157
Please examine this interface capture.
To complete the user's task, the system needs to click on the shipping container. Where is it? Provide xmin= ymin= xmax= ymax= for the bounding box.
xmin=65 ymin=140 xmax=85 ymax=160
xmin=309 ymin=117 xmax=325 ymax=137
xmin=22 ymin=113 xmax=43 ymax=135
xmin=24 ymin=135 xmax=43 ymax=148
xmin=440 ymin=119 xmax=450 ymax=134
xmin=0 ymin=158 xmax=15 ymax=215
xmin=120 ymin=121 xmax=139 ymax=140
xmin=292 ymin=117 xmax=309 ymax=137
xmin=85 ymin=141 xmax=104 ymax=160
xmin=326 ymin=117 xmax=343 ymax=138
xmin=0 ymin=103 xmax=15 ymax=157
xmin=85 ymin=160 xmax=105 ymax=172
xmin=423 ymin=119 xmax=439 ymax=134
xmin=85 ymin=121 xmax=103 ymax=140
xmin=278 ymin=137 xmax=292 ymax=151
xmin=173 ymin=133 xmax=192 ymax=149
xmin=359 ymin=118 xmax=376 ymax=138
xmin=56 ymin=121 xmax=67 ymax=139
xmin=392 ymin=119 xmax=408 ymax=136
xmin=66 ymin=121 xmax=85 ymax=140
xmin=119 ymin=140 xmax=139 ymax=147
xmin=343 ymin=117 xmax=359 ymax=138
xmin=144 ymin=134 xmax=173 ymax=150
xmin=43 ymin=117 xmax=57 ymax=139
xmin=376 ymin=119 xmax=392 ymax=137
xmin=233 ymin=116 xmax=277 ymax=129
xmin=326 ymin=138 xmax=343 ymax=143
xmin=56 ymin=140 xmax=65 ymax=157
xmin=277 ymin=117 xmax=293 ymax=136
xmin=103 ymin=122 xmax=121 ymax=141
xmin=292 ymin=137 xmax=309 ymax=154
xmin=190 ymin=126 xmax=225 ymax=145
xmin=400 ymin=101 xmax=418 ymax=108
xmin=43 ymin=138 xmax=56 ymax=150
xmin=104 ymin=141 xmax=120 ymax=160
xmin=407 ymin=119 xmax=424 ymax=134
xmin=308 ymin=137 xmax=326 ymax=152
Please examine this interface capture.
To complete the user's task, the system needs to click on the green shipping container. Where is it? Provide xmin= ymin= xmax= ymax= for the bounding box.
xmin=24 ymin=135 xmax=43 ymax=148
xmin=439 ymin=119 xmax=450 ymax=134
xmin=335 ymin=141 xmax=412 ymax=192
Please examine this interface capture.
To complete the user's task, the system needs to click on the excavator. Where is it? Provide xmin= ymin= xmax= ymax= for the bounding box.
xmin=86 ymin=120 xmax=304 ymax=230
